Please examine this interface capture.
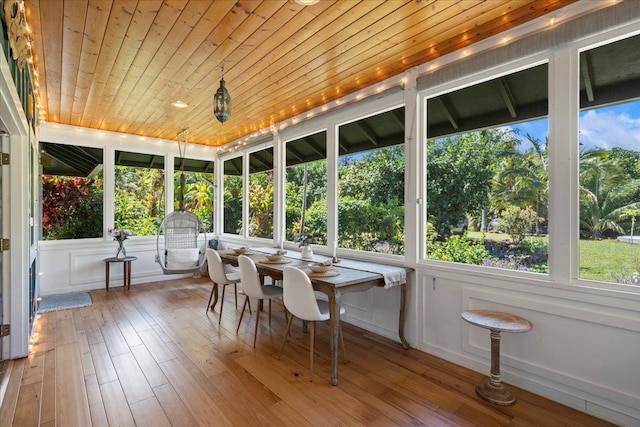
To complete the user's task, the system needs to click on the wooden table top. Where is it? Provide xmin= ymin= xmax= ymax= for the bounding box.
xmin=461 ymin=309 xmax=532 ymax=333
xmin=219 ymin=250 xmax=385 ymax=289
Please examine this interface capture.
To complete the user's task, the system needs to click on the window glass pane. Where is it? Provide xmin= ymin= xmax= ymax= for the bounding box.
xmin=285 ymin=132 xmax=327 ymax=245
xmin=174 ymin=158 xmax=214 ymax=232
xmin=338 ymin=108 xmax=405 ymax=254
xmin=223 ymin=156 xmax=243 ymax=235
xmin=425 ymin=63 xmax=549 ymax=273
xmin=578 ymin=34 xmax=640 ymax=285
xmin=40 ymin=143 xmax=104 ymax=240
xmin=248 ymin=147 xmax=274 ymax=239
xmin=114 ymin=150 xmax=164 ymax=236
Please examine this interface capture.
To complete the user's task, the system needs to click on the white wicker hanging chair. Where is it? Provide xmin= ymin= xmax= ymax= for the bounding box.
xmin=155 ymin=210 xmax=207 ymax=275
xmin=155 ymin=129 xmax=207 ymax=275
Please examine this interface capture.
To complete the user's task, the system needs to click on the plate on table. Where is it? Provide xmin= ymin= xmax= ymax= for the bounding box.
xmin=259 ymin=258 xmax=292 ymax=264
xmin=308 ymin=262 xmax=332 ymax=273
xmin=232 ymin=248 xmax=254 ymax=255
xmin=304 ymin=268 xmax=340 ymax=277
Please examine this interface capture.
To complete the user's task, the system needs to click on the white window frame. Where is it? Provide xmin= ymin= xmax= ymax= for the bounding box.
xmin=418 ymin=54 xmax=553 ymax=287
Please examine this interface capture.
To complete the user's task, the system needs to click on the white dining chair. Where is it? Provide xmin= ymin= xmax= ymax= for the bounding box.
xmin=206 ymin=248 xmax=242 ymax=323
xmin=236 ymin=254 xmax=284 ymax=348
xmin=278 ymin=266 xmax=346 ymax=382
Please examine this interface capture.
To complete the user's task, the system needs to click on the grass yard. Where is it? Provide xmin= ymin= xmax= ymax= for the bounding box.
xmin=579 ymin=238 xmax=640 ymax=283
xmin=465 ymin=231 xmax=640 ymax=283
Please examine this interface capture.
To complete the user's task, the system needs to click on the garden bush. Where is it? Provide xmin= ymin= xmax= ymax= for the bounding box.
xmin=429 ymin=234 xmax=489 ymax=264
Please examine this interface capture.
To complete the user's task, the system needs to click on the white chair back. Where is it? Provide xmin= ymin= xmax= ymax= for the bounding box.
xmin=283 ymin=266 xmax=325 ymax=322
xmin=238 ymin=255 xmax=264 ymax=299
xmin=206 ymin=248 xmax=228 ymax=284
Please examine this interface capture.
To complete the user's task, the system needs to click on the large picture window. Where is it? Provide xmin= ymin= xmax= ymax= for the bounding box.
xmin=285 ymin=132 xmax=327 ymax=245
xmin=174 ymin=158 xmax=214 ymax=232
xmin=114 ymin=150 xmax=164 ymax=236
xmin=248 ymin=147 xmax=274 ymax=239
xmin=338 ymin=108 xmax=405 ymax=254
xmin=425 ymin=63 xmax=549 ymax=273
xmin=578 ymin=34 xmax=640 ymax=286
xmin=40 ymin=143 xmax=104 ymax=240
xmin=223 ymin=156 xmax=243 ymax=235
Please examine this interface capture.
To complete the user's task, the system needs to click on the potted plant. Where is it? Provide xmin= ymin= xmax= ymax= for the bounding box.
xmin=295 ymin=233 xmax=316 ymax=260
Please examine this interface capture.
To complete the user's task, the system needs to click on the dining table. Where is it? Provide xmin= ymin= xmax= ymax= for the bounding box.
xmin=219 ymin=247 xmax=411 ymax=385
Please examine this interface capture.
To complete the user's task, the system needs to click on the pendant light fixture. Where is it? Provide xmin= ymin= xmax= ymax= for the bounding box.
xmin=213 ymin=66 xmax=231 ymax=124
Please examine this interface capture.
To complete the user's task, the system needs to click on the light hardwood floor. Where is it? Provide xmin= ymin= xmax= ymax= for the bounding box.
xmin=0 ymin=277 xmax=614 ymax=426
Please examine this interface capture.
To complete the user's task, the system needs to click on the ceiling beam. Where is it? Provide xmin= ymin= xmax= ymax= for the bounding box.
xmin=390 ymin=108 xmax=405 ymax=128
xmin=497 ymin=77 xmax=517 ymax=118
xmin=435 ymin=96 xmax=459 ymax=130
xmin=224 ymin=158 xmax=242 ymax=176
xmin=580 ymin=51 xmax=595 ymax=103
xmin=49 ymin=145 xmax=97 ymax=173
xmin=249 ymin=153 xmax=272 ymax=172
xmin=353 ymin=121 xmax=379 ymax=146
xmin=204 ymin=161 xmax=213 ymax=174
xmin=286 ymin=145 xmax=305 ymax=163
xmin=301 ymin=137 xmax=325 ymax=158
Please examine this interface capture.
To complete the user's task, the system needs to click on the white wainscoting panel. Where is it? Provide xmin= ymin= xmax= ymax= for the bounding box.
xmin=415 ymin=267 xmax=640 ymax=426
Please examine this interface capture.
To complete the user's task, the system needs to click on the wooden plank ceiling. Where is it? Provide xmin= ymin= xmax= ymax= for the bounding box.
xmin=24 ymin=0 xmax=575 ymax=148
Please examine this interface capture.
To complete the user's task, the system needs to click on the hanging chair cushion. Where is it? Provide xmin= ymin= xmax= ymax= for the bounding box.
xmin=165 ymin=248 xmax=200 ymax=269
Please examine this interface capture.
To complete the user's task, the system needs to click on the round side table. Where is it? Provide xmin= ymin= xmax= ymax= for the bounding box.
xmin=103 ymin=256 xmax=138 ymax=291
xmin=461 ymin=309 xmax=532 ymax=406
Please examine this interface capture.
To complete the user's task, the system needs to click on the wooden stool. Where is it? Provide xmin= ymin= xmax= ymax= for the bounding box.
xmin=461 ymin=309 xmax=532 ymax=406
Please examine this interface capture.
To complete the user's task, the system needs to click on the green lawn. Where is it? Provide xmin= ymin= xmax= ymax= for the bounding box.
xmin=579 ymin=238 xmax=640 ymax=283
xmin=465 ymin=231 xmax=640 ymax=283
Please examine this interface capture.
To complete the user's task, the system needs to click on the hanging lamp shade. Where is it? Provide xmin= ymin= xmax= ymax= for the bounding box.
xmin=214 ymin=76 xmax=231 ymax=124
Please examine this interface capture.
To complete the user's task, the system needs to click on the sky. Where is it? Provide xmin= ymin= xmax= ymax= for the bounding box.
xmin=579 ymin=102 xmax=640 ymax=151
xmin=510 ymin=101 xmax=640 ymax=152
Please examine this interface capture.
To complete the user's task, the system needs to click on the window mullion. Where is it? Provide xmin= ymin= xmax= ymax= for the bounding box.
xmin=547 ymin=46 xmax=578 ymax=284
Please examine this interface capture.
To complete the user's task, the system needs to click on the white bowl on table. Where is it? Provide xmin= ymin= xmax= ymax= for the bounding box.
xmin=308 ymin=262 xmax=332 ymax=273
xmin=265 ymin=254 xmax=284 ymax=261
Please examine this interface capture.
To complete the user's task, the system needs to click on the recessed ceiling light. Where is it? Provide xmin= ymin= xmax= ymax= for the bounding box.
xmin=295 ymin=0 xmax=319 ymax=5
xmin=171 ymin=100 xmax=188 ymax=108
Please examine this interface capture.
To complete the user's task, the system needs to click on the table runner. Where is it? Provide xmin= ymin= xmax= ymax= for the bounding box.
xmin=252 ymin=247 xmax=406 ymax=288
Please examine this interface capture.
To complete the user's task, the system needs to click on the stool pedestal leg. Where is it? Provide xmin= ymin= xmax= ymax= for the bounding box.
xmin=475 ymin=329 xmax=516 ymax=406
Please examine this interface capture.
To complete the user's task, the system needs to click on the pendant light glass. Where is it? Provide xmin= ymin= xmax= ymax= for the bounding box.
xmin=214 ymin=68 xmax=231 ymax=124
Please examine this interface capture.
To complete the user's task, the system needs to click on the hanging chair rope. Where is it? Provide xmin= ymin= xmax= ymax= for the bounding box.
xmin=176 ymin=128 xmax=188 ymax=212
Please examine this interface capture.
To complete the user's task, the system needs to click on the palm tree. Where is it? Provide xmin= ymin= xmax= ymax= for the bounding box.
xmin=579 ymin=150 xmax=640 ymax=239
xmin=491 ymin=134 xmax=548 ymax=234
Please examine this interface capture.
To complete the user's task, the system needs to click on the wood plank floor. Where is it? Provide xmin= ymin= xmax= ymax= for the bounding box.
xmin=1 ymin=277 xmax=615 ymax=426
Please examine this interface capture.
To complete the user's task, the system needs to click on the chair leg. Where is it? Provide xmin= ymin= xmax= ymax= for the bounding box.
xmin=309 ymin=321 xmax=316 ymax=382
xmin=248 ymin=298 xmax=252 ymax=315
xmin=236 ymin=296 xmax=249 ymax=334
xmin=218 ymin=284 xmax=227 ymax=324
xmin=253 ymin=303 xmax=262 ymax=348
xmin=234 ymin=284 xmax=238 ymax=309
xmin=206 ymin=283 xmax=217 ymax=314
xmin=268 ymin=299 xmax=272 ymax=327
xmin=278 ymin=313 xmax=295 ymax=360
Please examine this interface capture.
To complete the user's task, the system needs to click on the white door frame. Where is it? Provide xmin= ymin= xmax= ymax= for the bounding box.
xmin=1 ymin=52 xmax=32 ymax=359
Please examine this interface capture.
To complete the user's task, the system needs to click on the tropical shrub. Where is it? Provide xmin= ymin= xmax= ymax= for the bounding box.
xmin=42 ymin=175 xmax=103 ymax=239
xmin=428 ymin=234 xmax=489 ymax=264
xmin=501 ymin=206 xmax=538 ymax=246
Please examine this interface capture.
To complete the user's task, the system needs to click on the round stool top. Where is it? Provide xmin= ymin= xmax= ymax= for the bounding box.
xmin=461 ymin=310 xmax=532 ymax=333
xmin=103 ymin=256 xmax=138 ymax=262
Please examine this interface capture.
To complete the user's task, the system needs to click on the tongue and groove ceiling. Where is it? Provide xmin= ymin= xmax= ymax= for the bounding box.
xmin=24 ymin=0 xmax=576 ymax=150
